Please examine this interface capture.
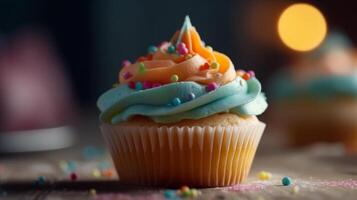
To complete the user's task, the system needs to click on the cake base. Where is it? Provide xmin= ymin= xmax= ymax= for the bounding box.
xmin=101 ymin=114 xmax=265 ymax=187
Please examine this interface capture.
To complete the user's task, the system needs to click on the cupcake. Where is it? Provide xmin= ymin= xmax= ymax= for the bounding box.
xmin=271 ymin=32 xmax=357 ymax=152
xmin=97 ymin=16 xmax=268 ymax=187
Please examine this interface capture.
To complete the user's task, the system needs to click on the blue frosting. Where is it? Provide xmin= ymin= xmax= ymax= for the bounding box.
xmin=271 ymin=71 xmax=357 ymax=100
xmin=97 ymin=77 xmax=268 ymax=124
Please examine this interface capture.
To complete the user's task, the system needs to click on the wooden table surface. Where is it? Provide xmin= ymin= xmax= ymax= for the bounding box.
xmin=1 ymin=117 xmax=357 ymax=200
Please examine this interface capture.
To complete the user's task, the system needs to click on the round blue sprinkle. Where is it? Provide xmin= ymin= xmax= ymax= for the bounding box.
xmin=98 ymin=161 xmax=111 ymax=170
xmin=135 ymin=82 xmax=143 ymax=90
xmin=83 ymin=146 xmax=104 ymax=160
xmin=167 ymin=45 xmax=176 ymax=54
xmin=187 ymin=93 xmax=196 ymax=100
xmin=148 ymin=45 xmax=158 ymax=54
xmin=67 ymin=161 xmax=77 ymax=172
xmin=35 ymin=176 xmax=46 ymax=186
xmin=171 ymin=98 xmax=181 ymax=106
xmin=38 ymin=176 xmax=46 ymax=182
xmin=163 ymin=190 xmax=177 ymax=199
xmin=282 ymin=176 xmax=292 ymax=186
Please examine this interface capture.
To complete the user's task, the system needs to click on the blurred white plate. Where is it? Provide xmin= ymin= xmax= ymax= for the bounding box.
xmin=0 ymin=126 xmax=75 ymax=153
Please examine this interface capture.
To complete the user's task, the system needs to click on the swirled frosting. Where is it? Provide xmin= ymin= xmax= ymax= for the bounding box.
xmin=97 ymin=16 xmax=268 ymax=124
xmin=98 ymin=76 xmax=267 ymax=124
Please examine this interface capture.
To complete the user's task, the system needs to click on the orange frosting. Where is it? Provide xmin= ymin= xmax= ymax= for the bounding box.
xmin=119 ymin=25 xmax=236 ymax=85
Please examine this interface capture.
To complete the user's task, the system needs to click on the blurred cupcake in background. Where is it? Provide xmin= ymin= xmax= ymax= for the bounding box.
xmin=0 ymin=28 xmax=76 ymax=152
xmin=270 ymin=32 xmax=357 ymax=153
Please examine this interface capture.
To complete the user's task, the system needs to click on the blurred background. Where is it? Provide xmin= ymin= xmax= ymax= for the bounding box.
xmin=2 ymin=0 xmax=355 ymax=106
xmin=1 ymin=0 xmax=357 ymax=152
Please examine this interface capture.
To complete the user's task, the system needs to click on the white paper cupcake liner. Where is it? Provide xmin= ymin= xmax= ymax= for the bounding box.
xmin=101 ymin=121 xmax=265 ymax=187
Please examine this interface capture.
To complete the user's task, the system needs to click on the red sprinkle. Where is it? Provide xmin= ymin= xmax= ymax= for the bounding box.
xmin=242 ymin=73 xmax=251 ymax=80
xmin=128 ymin=81 xmax=136 ymax=89
xmin=70 ymin=172 xmax=78 ymax=181
xmin=137 ymin=56 xmax=147 ymax=62
xmin=199 ymin=63 xmax=210 ymax=71
xmin=143 ymin=81 xmax=153 ymax=89
xmin=102 ymin=169 xmax=114 ymax=178
xmin=146 ymin=54 xmax=153 ymax=60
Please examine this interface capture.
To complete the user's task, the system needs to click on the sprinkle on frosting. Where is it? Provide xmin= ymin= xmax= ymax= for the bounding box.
xmin=210 ymin=61 xmax=220 ymax=70
xmin=247 ymin=70 xmax=255 ymax=77
xmin=143 ymin=81 xmax=152 ymax=89
xmin=206 ymin=82 xmax=219 ymax=92
xmin=177 ymin=42 xmax=189 ymax=55
xmin=147 ymin=45 xmax=158 ymax=54
xmin=187 ymin=92 xmax=196 ymax=100
xmin=128 ymin=81 xmax=135 ymax=89
xmin=138 ymin=62 xmax=146 ymax=74
xmin=135 ymin=82 xmax=143 ymax=90
xmin=121 ymin=60 xmax=131 ymax=67
xmin=199 ymin=63 xmax=210 ymax=71
xmin=170 ymin=74 xmax=179 ymax=82
xmin=167 ymin=45 xmax=176 ymax=54
xmin=171 ymin=97 xmax=181 ymax=106
xmin=243 ymin=73 xmax=251 ymax=80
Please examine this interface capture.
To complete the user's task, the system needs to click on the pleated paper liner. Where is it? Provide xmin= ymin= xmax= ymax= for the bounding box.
xmin=101 ymin=121 xmax=265 ymax=187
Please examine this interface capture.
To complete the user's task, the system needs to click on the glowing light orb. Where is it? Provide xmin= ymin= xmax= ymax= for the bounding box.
xmin=278 ymin=3 xmax=327 ymax=51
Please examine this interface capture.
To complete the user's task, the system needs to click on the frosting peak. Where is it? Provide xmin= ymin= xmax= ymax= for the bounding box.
xmin=119 ymin=16 xmax=236 ymax=86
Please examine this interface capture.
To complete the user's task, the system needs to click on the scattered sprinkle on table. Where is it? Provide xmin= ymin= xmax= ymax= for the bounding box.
xmin=292 ymin=185 xmax=300 ymax=194
xmin=35 ymin=176 xmax=46 ymax=186
xmin=163 ymin=186 xmax=201 ymax=199
xmin=282 ymin=176 xmax=292 ymax=186
xmin=258 ymin=171 xmax=272 ymax=181
xmin=163 ymin=190 xmax=177 ymax=199
xmin=70 ymin=172 xmax=78 ymax=181
xmin=89 ymin=188 xmax=97 ymax=196
xmin=92 ymin=169 xmax=101 ymax=178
